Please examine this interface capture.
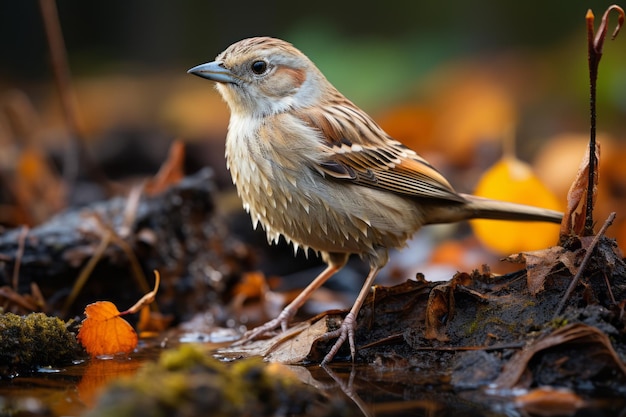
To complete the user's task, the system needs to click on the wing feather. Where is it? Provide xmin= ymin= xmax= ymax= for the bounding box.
xmin=295 ymin=102 xmax=465 ymax=203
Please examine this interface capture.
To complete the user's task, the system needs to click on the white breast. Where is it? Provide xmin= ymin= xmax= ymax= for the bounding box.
xmin=224 ymin=112 xmax=424 ymax=258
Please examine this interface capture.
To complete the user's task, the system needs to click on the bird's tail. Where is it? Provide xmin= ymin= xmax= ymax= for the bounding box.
xmin=423 ymin=193 xmax=563 ymax=225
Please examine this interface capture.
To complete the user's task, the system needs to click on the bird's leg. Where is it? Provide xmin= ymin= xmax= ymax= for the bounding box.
xmin=234 ymin=261 xmax=343 ymax=345
xmin=320 ymin=264 xmax=381 ymax=364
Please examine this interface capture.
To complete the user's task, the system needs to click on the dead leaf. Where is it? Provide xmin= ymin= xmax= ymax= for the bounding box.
xmin=515 ymin=387 xmax=585 ymax=417
xmin=77 ymin=301 xmax=138 ymax=357
xmin=424 ymin=285 xmax=453 ymax=341
xmin=424 ymin=272 xmax=473 ymax=341
xmin=506 ymin=246 xmax=579 ymax=295
xmin=137 ymin=305 xmax=173 ymax=336
xmin=232 ymin=271 xmax=268 ymax=300
xmin=13 ymin=147 xmax=67 ymax=224
xmin=562 ymin=143 xmax=600 ymax=237
xmin=218 ymin=318 xmax=331 ymax=364
xmin=144 ymin=140 xmax=186 ymax=196
xmin=77 ymin=271 xmax=161 ymax=356
xmin=495 ymin=323 xmax=626 ymax=389
xmin=506 ymin=231 xmax=620 ymax=297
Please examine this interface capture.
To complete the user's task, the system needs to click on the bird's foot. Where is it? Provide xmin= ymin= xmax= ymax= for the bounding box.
xmin=319 ymin=312 xmax=357 ymax=365
xmin=232 ymin=305 xmax=295 ymax=346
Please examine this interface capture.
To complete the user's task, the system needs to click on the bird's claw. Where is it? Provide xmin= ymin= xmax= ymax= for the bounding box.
xmin=232 ymin=305 xmax=295 ymax=347
xmin=320 ymin=312 xmax=357 ymax=365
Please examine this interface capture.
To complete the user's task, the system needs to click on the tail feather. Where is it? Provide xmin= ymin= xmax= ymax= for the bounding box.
xmin=423 ymin=193 xmax=563 ymax=225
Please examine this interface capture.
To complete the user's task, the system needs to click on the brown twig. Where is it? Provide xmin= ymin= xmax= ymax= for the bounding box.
xmin=38 ymin=0 xmax=113 ymax=195
xmin=0 ymin=286 xmax=39 ymax=312
xmin=38 ymin=0 xmax=82 ymax=185
xmin=61 ymin=189 xmax=151 ymax=316
xmin=359 ymin=333 xmax=524 ymax=351
xmin=61 ymin=229 xmax=111 ymax=316
xmin=585 ymin=6 xmax=624 ymax=235
xmin=120 ymin=270 xmax=161 ymax=315
xmin=602 ymin=271 xmax=617 ymax=306
xmin=553 ymin=212 xmax=616 ymax=320
xmin=407 ymin=342 xmax=525 ymax=352
xmin=12 ymin=226 xmax=29 ymax=291
xmin=30 ymin=282 xmax=46 ymax=311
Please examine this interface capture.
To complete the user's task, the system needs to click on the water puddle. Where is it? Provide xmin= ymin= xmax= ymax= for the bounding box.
xmin=1 ymin=337 xmax=624 ymax=417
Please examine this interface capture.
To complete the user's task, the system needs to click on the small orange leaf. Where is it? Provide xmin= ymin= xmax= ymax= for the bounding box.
xmin=77 ymin=301 xmax=138 ymax=357
xmin=470 ymin=156 xmax=562 ymax=255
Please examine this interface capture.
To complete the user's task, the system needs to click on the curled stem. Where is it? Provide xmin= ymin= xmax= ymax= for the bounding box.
xmin=591 ymin=5 xmax=625 ymax=54
xmin=584 ymin=5 xmax=624 ymax=236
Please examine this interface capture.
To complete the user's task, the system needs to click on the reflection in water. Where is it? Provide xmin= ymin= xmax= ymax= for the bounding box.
xmin=1 ymin=341 xmax=625 ymax=417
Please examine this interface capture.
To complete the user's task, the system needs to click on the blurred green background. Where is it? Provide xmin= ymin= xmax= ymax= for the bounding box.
xmin=2 ymin=1 xmax=625 ymax=125
xmin=1 ymin=1 xmax=626 ymax=245
xmin=2 ymin=1 xmax=626 ymax=271
xmin=2 ymin=0 xmax=625 ymax=109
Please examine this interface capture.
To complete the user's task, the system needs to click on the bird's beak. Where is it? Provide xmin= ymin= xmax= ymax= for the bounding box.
xmin=187 ymin=61 xmax=237 ymax=84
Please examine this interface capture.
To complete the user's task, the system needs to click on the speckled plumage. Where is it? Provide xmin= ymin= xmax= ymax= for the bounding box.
xmin=189 ymin=37 xmax=563 ymax=363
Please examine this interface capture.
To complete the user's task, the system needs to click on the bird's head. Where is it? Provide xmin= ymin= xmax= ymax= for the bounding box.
xmin=188 ymin=37 xmax=329 ymax=118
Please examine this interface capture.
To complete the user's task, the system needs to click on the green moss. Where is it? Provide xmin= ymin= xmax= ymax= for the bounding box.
xmin=464 ymin=304 xmax=518 ymax=338
xmin=0 ymin=312 xmax=84 ymax=378
xmin=159 ymin=343 xmax=219 ymax=372
xmin=548 ymin=316 xmax=569 ymax=328
xmin=86 ymin=345 xmax=348 ymax=417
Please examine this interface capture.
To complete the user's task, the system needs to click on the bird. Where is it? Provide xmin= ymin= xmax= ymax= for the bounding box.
xmin=188 ymin=37 xmax=563 ymax=364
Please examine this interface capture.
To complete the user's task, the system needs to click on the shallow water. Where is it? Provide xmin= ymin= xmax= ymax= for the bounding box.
xmin=1 ymin=340 xmax=624 ymax=417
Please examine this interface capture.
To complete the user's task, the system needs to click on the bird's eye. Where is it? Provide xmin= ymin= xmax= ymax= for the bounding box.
xmin=251 ymin=60 xmax=268 ymax=75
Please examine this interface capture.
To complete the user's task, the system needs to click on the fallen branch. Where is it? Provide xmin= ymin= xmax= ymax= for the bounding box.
xmin=553 ymin=212 xmax=616 ymax=319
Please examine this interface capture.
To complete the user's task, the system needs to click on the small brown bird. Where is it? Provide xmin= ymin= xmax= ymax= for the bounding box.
xmin=189 ymin=37 xmax=563 ymax=363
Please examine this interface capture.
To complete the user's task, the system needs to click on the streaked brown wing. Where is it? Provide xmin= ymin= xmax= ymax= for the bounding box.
xmin=318 ymin=143 xmax=465 ymax=202
xmin=296 ymin=103 xmax=465 ymax=203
